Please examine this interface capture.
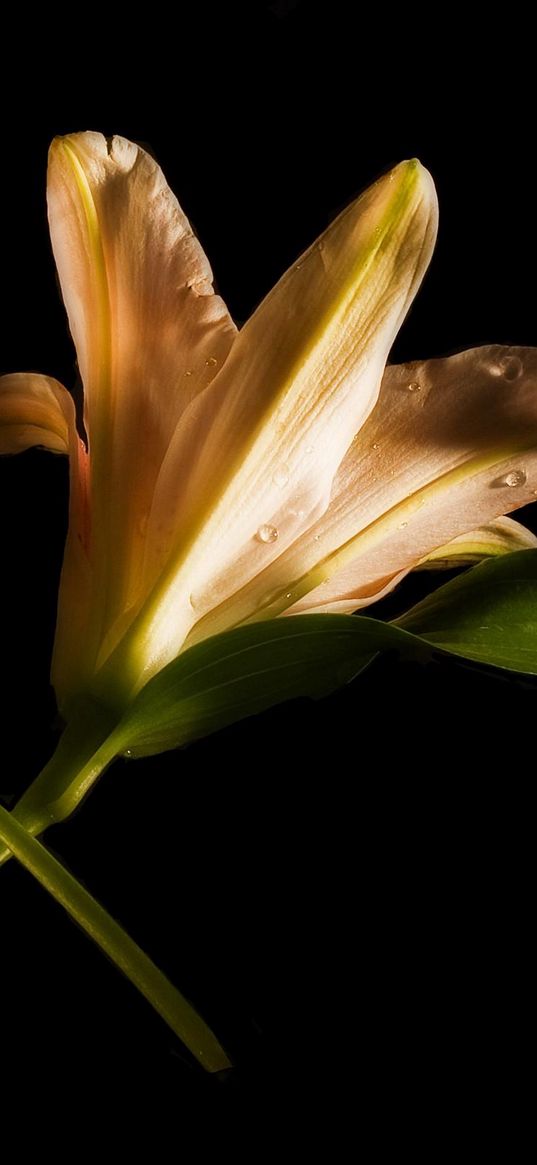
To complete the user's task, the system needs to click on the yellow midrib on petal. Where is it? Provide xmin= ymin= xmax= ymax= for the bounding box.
xmin=60 ymin=140 xmax=113 ymax=632
xmin=185 ymin=442 xmax=537 ymax=637
xmin=61 ymin=141 xmax=112 ymax=399
xmin=130 ymin=163 xmax=424 ymax=653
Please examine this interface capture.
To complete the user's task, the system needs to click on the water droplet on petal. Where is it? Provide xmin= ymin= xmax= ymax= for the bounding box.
xmin=305 ymin=445 xmax=314 ymax=454
xmin=124 ymin=749 xmax=133 ymax=758
xmin=502 ymin=356 xmax=522 ymax=381
xmin=399 ymin=520 xmax=408 ymax=528
xmin=185 ymin=369 xmax=193 ymax=377
xmin=495 ymin=468 xmax=527 ymax=488
xmin=314 ymin=533 xmax=322 ymax=542
xmin=372 ymin=442 xmax=380 ymax=450
xmin=273 ymin=464 xmax=290 ymax=488
xmin=407 ymin=381 xmax=421 ymax=393
xmin=285 ymin=592 xmax=292 ymax=599
xmin=205 ymin=356 xmax=218 ymax=367
xmin=295 ymin=261 xmax=303 ymax=270
xmin=257 ymin=524 xmax=279 ymax=543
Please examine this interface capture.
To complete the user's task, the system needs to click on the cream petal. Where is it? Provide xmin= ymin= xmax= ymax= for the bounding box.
xmin=282 ymin=571 xmax=409 ymax=616
xmin=186 ymin=345 xmax=537 ymax=635
xmin=416 ymin=515 xmax=537 ymax=569
xmin=283 ymin=519 xmax=537 ymax=615
xmin=47 ymin=132 xmax=237 ymax=657
xmin=109 ymin=159 xmax=437 ymax=691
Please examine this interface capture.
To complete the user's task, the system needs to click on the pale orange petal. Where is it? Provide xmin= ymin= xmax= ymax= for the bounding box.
xmin=47 ymin=132 xmax=236 ymax=658
xmin=0 ymin=372 xmax=91 ymax=704
xmin=290 ymin=517 xmax=537 ymax=614
xmin=107 ymin=160 xmax=437 ymax=690
xmin=0 ymin=372 xmax=73 ymax=454
xmin=416 ymin=515 xmax=537 ymax=568
xmin=186 ymin=345 xmax=537 ymax=635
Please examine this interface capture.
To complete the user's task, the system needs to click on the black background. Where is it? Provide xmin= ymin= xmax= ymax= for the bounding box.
xmin=1 ymin=2 xmax=534 ymax=1143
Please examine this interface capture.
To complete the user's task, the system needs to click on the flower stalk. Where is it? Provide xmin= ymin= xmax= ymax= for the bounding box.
xmin=0 ymin=802 xmax=231 ymax=1072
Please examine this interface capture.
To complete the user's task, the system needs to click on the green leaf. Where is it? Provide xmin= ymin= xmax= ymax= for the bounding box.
xmin=395 ymin=549 xmax=537 ymax=672
xmin=113 ymin=550 xmax=537 ymax=757
xmin=114 ymin=617 xmax=420 ymax=757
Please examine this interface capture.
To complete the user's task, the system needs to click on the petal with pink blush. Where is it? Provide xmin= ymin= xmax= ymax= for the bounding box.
xmin=187 ymin=345 xmax=537 ymax=634
xmin=116 ymin=159 xmax=437 ymax=688
xmin=47 ymin=132 xmax=237 ymax=654
xmin=0 ymin=372 xmax=74 ymax=454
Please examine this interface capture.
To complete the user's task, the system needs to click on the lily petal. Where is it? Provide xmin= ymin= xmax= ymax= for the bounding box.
xmin=47 ymin=132 xmax=237 ymax=656
xmin=0 ymin=372 xmax=73 ymax=454
xmin=417 ymin=515 xmax=537 ymax=569
xmin=188 ymin=345 xmax=537 ymax=630
xmin=0 ymin=372 xmax=91 ymax=701
xmin=111 ymin=159 xmax=437 ymax=691
xmin=285 ymin=518 xmax=537 ymax=615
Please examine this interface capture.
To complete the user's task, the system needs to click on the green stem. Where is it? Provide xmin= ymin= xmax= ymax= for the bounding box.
xmin=0 ymin=699 xmax=124 ymax=868
xmin=0 ymin=804 xmax=231 ymax=1073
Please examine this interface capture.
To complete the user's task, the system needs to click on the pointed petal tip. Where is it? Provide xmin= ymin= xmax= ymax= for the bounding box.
xmin=390 ymin=157 xmax=437 ymax=206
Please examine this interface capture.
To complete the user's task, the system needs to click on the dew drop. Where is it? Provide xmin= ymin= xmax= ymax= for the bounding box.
xmin=496 ymin=468 xmax=527 ymax=488
xmin=257 ymin=523 xmax=279 ymax=543
xmin=184 ymin=369 xmax=193 ymax=377
xmin=124 ymin=749 xmax=133 ymax=758
xmin=502 ymin=356 xmax=522 ymax=381
xmin=407 ymin=381 xmax=421 ymax=393
xmin=295 ymin=261 xmax=304 ymax=270
xmin=285 ymin=592 xmax=292 ymax=599
xmin=273 ymin=464 xmax=290 ymax=488
xmin=372 ymin=442 xmax=380 ymax=450
xmin=305 ymin=445 xmax=314 ymax=454
xmin=314 ymin=533 xmax=322 ymax=542
xmin=399 ymin=520 xmax=408 ymax=528
xmin=205 ymin=356 xmax=218 ymax=367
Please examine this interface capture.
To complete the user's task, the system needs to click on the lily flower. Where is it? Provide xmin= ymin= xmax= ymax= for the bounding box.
xmin=2 ymin=133 xmax=537 ymax=722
